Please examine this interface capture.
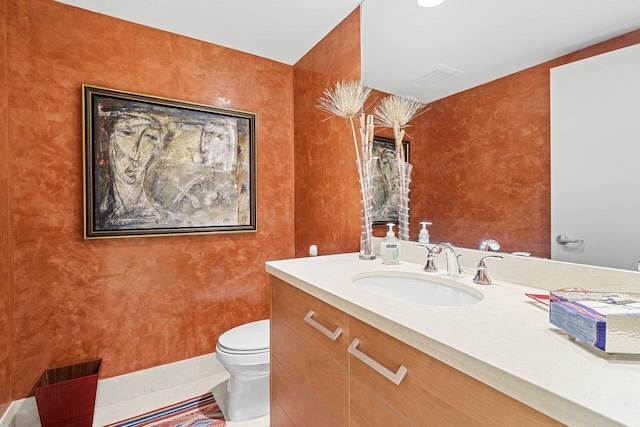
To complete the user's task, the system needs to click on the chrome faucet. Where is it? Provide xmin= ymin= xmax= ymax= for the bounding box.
xmin=440 ymin=243 xmax=465 ymax=278
xmin=421 ymin=243 xmax=464 ymax=278
xmin=472 ymin=255 xmax=503 ymax=285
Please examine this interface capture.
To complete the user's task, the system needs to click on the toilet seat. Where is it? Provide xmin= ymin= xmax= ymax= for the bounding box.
xmin=216 ymin=342 xmax=269 ymax=366
xmin=218 ymin=319 xmax=269 ymax=353
xmin=216 ymin=344 xmax=268 ymax=355
xmin=216 ymin=319 xmax=270 ymax=365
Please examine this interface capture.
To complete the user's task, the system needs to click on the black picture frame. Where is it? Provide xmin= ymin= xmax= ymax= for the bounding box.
xmin=83 ymin=85 xmax=257 ymax=239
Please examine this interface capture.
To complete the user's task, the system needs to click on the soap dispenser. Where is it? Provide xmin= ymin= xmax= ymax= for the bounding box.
xmin=381 ymin=223 xmax=401 ymax=265
xmin=418 ymin=221 xmax=432 ymax=244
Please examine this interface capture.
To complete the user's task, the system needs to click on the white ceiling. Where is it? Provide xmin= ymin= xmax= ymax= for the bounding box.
xmin=362 ymin=0 xmax=640 ymax=102
xmin=54 ymin=0 xmax=361 ymax=65
xmin=56 ymin=0 xmax=640 ymax=103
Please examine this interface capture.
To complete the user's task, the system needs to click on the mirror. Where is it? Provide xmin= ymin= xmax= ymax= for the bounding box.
xmin=361 ymin=0 xmax=640 ymax=270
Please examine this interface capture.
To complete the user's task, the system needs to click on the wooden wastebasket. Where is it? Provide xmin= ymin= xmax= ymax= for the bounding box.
xmin=33 ymin=359 xmax=102 ymax=427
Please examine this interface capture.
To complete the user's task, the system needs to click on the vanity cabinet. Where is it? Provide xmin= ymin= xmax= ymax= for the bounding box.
xmin=271 ymin=276 xmax=561 ymax=426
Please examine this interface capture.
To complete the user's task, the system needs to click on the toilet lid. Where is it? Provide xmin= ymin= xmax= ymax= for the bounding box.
xmin=218 ymin=319 xmax=269 ymax=352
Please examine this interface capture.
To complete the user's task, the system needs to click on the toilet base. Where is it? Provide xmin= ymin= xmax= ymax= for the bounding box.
xmin=225 ymin=373 xmax=270 ymax=422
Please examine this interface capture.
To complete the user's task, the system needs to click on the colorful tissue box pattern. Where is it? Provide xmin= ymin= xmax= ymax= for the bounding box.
xmin=549 ymin=291 xmax=640 ymax=354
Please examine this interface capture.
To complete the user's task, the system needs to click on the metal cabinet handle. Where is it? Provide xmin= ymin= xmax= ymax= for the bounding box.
xmin=555 ymin=234 xmax=584 ymax=245
xmin=303 ymin=310 xmax=343 ymax=341
xmin=348 ymin=338 xmax=408 ymax=385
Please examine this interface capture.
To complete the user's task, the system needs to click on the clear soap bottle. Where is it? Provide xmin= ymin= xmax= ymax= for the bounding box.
xmin=381 ymin=223 xmax=400 ymax=265
xmin=418 ymin=221 xmax=432 ymax=244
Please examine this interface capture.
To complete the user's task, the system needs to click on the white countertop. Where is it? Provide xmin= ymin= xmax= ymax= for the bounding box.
xmin=266 ymin=253 xmax=640 ymax=427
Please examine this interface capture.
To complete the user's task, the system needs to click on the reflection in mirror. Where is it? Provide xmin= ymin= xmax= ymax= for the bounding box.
xmin=372 ymin=136 xmax=410 ymax=225
xmin=361 ymin=0 xmax=640 ymax=270
xmin=551 ymin=43 xmax=640 ymax=271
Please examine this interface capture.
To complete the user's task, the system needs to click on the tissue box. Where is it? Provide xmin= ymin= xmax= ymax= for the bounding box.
xmin=549 ymin=291 xmax=640 ymax=354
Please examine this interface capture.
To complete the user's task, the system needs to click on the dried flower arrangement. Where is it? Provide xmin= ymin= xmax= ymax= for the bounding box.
xmin=317 ymin=81 xmax=376 ymax=259
xmin=317 ymin=81 xmax=426 ymax=256
xmin=316 ymin=80 xmax=373 ymax=162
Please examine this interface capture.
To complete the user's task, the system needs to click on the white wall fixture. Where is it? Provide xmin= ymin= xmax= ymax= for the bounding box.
xmin=417 ymin=0 xmax=446 ymax=7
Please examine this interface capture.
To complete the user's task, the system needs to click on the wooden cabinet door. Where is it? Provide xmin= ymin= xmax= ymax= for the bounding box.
xmin=271 ymin=356 xmax=339 ymax=426
xmin=348 ymin=317 xmax=560 ymax=426
xmin=271 ymin=276 xmax=350 ymax=369
xmin=350 ymin=378 xmax=412 ymax=427
xmin=271 ymin=277 xmax=349 ymax=426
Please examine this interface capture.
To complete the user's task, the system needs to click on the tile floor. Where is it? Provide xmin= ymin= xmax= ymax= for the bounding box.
xmin=7 ymin=371 xmax=269 ymax=427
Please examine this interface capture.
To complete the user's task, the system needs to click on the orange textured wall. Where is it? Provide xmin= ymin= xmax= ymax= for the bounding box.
xmin=0 ymin=0 xmax=12 ymax=414
xmin=293 ymin=9 xmax=362 ymax=258
xmin=6 ymin=0 xmax=294 ymax=399
xmin=409 ymin=30 xmax=640 ymax=258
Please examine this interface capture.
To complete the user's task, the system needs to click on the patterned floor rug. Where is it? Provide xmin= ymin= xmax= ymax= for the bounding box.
xmin=105 ymin=392 xmax=226 ymax=427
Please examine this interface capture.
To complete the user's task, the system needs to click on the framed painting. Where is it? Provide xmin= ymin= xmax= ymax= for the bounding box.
xmin=372 ymin=136 xmax=410 ymax=225
xmin=83 ymin=85 xmax=257 ymax=239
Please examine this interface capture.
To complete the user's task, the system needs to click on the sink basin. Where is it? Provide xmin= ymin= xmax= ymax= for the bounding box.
xmin=352 ymin=272 xmax=483 ymax=306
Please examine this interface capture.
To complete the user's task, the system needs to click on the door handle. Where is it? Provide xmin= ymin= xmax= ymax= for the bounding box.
xmin=555 ymin=234 xmax=584 ymax=245
xmin=303 ymin=310 xmax=343 ymax=341
xmin=348 ymin=338 xmax=408 ymax=385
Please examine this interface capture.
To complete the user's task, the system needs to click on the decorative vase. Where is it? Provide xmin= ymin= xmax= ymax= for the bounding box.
xmin=357 ymin=158 xmax=377 ymax=260
xmin=397 ymin=161 xmax=413 ymax=241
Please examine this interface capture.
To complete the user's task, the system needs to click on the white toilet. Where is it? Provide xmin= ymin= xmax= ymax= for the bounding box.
xmin=215 ymin=319 xmax=270 ymax=422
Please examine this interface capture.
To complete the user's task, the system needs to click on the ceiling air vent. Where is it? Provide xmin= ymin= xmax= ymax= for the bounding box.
xmin=406 ymin=64 xmax=463 ymax=88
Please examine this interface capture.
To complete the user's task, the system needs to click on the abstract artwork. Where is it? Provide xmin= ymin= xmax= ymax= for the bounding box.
xmin=83 ymin=85 xmax=256 ymax=238
xmin=371 ymin=136 xmax=410 ymax=225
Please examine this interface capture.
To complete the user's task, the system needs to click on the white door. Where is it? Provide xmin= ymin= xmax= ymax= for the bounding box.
xmin=551 ymin=42 xmax=640 ymax=271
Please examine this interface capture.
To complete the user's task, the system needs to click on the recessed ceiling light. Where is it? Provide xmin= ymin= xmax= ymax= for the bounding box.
xmin=417 ymin=0 xmax=446 ymax=7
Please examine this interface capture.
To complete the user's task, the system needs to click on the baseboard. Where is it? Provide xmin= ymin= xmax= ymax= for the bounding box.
xmin=0 ymin=352 xmax=226 ymax=427
xmin=98 ymin=352 xmax=224 ymax=408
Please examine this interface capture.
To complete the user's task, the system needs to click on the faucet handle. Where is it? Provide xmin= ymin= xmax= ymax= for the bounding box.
xmin=473 ymin=255 xmax=503 ymax=285
xmin=419 ymin=244 xmax=443 ymax=255
xmin=479 ymin=238 xmax=501 ymax=252
xmin=418 ymin=244 xmax=441 ymax=272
